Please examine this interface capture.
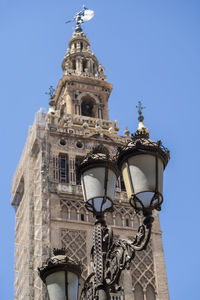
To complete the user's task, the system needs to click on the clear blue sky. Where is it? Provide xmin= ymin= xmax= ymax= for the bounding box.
xmin=1 ymin=0 xmax=200 ymax=299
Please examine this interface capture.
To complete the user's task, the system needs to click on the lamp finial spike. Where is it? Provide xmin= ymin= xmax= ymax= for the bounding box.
xmin=134 ymin=101 xmax=149 ymax=138
xmin=136 ymin=101 xmax=146 ymax=122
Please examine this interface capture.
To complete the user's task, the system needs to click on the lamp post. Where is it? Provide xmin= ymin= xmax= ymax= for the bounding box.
xmin=38 ymin=102 xmax=170 ymax=300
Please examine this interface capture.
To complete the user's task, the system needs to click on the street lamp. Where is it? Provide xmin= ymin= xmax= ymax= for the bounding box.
xmin=38 ymin=248 xmax=82 ymax=300
xmin=78 ymin=103 xmax=170 ymax=300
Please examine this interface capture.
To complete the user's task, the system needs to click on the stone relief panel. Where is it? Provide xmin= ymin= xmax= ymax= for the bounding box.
xmin=61 ymin=229 xmax=88 ymax=279
xmin=60 ymin=199 xmax=141 ymax=229
xmin=60 ymin=199 xmax=95 ymax=223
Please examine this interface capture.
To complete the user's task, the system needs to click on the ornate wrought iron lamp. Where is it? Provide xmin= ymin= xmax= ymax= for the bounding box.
xmin=38 ymin=248 xmax=82 ymax=300
xmin=78 ymin=102 xmax=170 ymax=300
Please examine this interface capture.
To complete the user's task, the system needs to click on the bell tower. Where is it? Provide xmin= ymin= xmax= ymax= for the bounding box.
xmin=11 ymin=13 xmax=170 ymax=300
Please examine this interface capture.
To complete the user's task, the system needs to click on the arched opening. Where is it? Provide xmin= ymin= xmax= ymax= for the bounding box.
xmin=81 ymin=96 xmax=95 ymax=117
xmin=82 ymin=59 xmax=87 ymax=72
xmin=124 ymin=214 xmax=131 ymax=227
xmin=134 ymin=283 xmax=144 ymax=300
xmin=80 ymin=42 xmax=83 ymax=51
xmin=72 ymin=59 xmax=76 ymax=70
xmin=60 ymin=104 xmax=65 ymax=119
xmin=115 ymin=213 xmax=122 ymax=227
xmin=146 ymin=284 xmax=156 ymax=300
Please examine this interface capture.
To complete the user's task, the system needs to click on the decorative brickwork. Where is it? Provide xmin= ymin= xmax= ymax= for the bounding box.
xmin=61 ymin=229 xmax=88 ymax=279
xmin=131 ymin=241 xmax=156 ymax=291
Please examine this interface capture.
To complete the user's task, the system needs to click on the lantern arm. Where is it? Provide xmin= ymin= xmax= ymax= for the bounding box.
xmin=103 ymin=215 xmax=153 ymax=293
xmin=80 ymin=272 xmax=95 ymax=300
xmin=128 ymin=211 xmax=153 ymax=252
xmin=130 ymin=223 xmax=151 ymax=251
xmin=80 ymin=214 xmax=154 ymax=297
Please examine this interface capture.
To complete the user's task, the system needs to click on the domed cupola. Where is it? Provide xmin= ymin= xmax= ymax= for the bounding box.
xmin=62 ymin=31 xmax=106 ymax=80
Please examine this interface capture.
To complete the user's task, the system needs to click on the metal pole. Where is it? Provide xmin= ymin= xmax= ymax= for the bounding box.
xmin=93 ymin=215 xmax=110 ymax=300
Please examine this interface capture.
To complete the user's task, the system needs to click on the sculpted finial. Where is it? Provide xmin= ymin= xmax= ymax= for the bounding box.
xmin=65 ymin=6 xmax=94 ymax=32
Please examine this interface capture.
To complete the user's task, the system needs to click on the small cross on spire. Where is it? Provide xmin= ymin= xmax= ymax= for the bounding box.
xmin=136 ymin=100 xmax=146 ymax=115
xmin=136 ymin=101 xmax=146 ymax=122
xmin=45 ymin=85 xmax=55 ymax=99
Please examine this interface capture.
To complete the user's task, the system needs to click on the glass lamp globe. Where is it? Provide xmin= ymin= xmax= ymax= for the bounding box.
xmin=118 ymin=130 xmax=170 ymax=214
xmin=78 ymin=146 xmax=119 ymax=216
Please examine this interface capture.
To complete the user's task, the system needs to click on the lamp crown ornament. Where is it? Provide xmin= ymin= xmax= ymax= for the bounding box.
xmin=53 ymin=247 xmax=67 ymax=256
xmin=78 ymin=144 xmax=119 ymax=176
xmin=38 ymin=248 xmax=82 ymax=283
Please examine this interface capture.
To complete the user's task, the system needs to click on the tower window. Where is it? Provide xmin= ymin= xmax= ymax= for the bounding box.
xmin=75 ymin=156 xmax=83 ymax=185
xmin=125 ymin=218 xmax=129 ymax=227
xmin=59 ymin=154 xmax=69 ymax=183
xmin=80 ymin=42 xmax=83 ymax=51
xmin=81 ymin=214 xmax=84 ymax=221
xmin=81 ymin=98 xmax=95 ymax=117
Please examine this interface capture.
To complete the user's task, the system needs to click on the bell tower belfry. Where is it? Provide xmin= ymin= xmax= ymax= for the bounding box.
xmin=11 ymin=14 xmax=170 ymax=300
xmin=51 ymin=29 xmax=111 ymax=130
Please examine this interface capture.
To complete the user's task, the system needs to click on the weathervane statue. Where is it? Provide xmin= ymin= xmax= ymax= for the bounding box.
xmin=66 ymin=5 xmax=94 ymax=32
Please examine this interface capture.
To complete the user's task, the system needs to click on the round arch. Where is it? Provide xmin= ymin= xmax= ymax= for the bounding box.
xmin=79 ymin=93 xmax=97 ymax=118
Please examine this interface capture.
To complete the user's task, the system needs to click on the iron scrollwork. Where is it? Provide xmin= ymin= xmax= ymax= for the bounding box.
xmin=80 ymin=213 xmax=153 ymax=299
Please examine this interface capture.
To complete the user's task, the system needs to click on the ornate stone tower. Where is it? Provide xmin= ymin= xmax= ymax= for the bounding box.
xmin=11 ymin=27 xmax=169 ymax=300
